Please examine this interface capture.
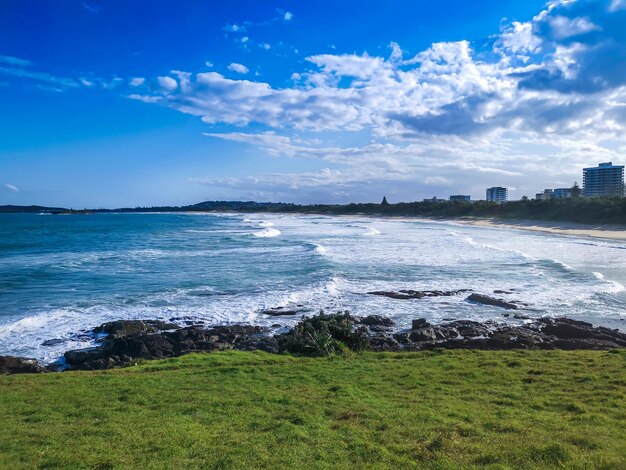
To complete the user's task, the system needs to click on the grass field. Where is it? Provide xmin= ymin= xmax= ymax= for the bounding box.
xmin=1 ymin=349 xmax=625 ymax=469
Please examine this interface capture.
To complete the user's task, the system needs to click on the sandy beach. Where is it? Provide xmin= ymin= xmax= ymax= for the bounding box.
xmin=451 ymin=217 xmax=626 ymax=241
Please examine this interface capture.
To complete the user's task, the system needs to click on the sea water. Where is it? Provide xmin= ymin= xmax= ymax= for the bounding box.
xmin=1 ymin=212 xmax=624 ymax=363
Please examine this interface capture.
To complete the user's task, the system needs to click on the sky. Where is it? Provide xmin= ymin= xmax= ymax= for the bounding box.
xmin=1 ymin=0 xmax=626 ymax=208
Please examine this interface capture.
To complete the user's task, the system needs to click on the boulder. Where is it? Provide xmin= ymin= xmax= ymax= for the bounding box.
xmin=442 ymin=320 xmax=490 ymax=338
xmin=368 ymin=335 xmax=401 ymax=352
xmin=540 ymin=318 xmax=626 ymax=346
xmin=0 ymin=356 xmax=48 ymax=374
xmin=411 ymin=318 xmax=430 ymax=329
xmin=64 ymin=347 xmax=106 ymax=365
xmin=93 ymin=320 xmax=176 ymax=338
xmin=361 ymin=315 xmax=395 ymax=327
xmin=467 ymin=293 xmax=519 ymax=310
xmin=368 ymin=289 xmax=469 ymax=300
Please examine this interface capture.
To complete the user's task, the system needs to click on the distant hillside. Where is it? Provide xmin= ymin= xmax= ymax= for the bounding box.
xmin=3 ymin=198 xmax=626 ymax=225
xmin=0 ymin=205 xmax=68 ymax=213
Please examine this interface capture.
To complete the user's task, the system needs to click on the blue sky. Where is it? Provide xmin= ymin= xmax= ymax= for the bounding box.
xmin=1 ymin=0 xmax=626 ymax=207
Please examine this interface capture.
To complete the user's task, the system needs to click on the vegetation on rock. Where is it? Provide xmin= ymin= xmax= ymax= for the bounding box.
xmin=278 ymin=312 xmax=368 ymax=356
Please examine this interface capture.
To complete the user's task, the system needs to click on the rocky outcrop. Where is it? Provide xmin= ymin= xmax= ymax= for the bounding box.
xmin=367 ymin=289 xmax=470 ymax=300
xmin=467 ymin=293 xmax=519 ymax=310
xmin=360 ymin=315 xmax=395 ymax=327
xmin=391 ymin=317 xmax=626 ymax=351
xmin=93 ymin=319 xmax=177 ymax=337
xmin=64 ymin=322 xmax=270 ymax=371
xmin=0 ymin=356 xmax=48 ymax=374
xmin=262 ymin=306 xmax=310 ymax=316
xmin=3 ymin=314 xmax=625 ymax=374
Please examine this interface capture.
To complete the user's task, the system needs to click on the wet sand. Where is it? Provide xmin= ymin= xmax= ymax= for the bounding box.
xmin=450 ymin=218 xmax=626 ymax=241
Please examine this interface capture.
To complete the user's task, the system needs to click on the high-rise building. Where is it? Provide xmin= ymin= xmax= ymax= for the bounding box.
xmin=535 ymin=189 xmax=554 ymax=200
xmin=583 ymin=162 xmax=624 ymax=197
xmin=553 ymin=188 xmax=572 ymax=199
xmin=486 ymin=187 xmax=508 ymax=202
xmin=449 ymin=195 xmax=471 ymax=201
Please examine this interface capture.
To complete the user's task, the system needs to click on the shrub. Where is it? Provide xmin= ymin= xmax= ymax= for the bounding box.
xmin=278 ymin=311 xmax=368 ymax=356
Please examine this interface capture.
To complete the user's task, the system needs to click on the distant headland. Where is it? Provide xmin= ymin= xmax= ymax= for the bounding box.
xmin=2 ymin=197 xmax=626 ymax=226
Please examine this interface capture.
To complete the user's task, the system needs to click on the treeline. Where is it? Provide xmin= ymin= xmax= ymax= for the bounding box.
xmin=252 ymin=198 xmax=626 ymax=224
xmin=3 ymin=197 xmax=626 ymax=224
xmin=119 ymin=197 xmax=626 ymax=224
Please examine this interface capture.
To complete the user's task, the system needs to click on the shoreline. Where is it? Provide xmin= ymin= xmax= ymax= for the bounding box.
xmin=5 ymin=209 xmax=626 ymax=240
xmin=2 ymin=310 xmax=625 ymax=374
xmin=428 ymin=217 xmax=626 ymax=241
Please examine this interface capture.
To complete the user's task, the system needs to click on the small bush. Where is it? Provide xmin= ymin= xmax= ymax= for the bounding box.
xmin=278 ymin=311 xmax=368 ymax=356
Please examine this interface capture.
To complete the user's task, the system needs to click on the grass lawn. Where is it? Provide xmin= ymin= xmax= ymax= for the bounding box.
xmin=1 ymin=349 xmax=625 ymax=469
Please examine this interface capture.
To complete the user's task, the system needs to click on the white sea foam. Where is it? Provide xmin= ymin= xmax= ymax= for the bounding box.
xmin=252 ymin=227 xmax=281 ymax=238
xmin=364 ymin=227 xmax=381 ymax=236
xmin=313 ymin=243 xmax=327 ymax=255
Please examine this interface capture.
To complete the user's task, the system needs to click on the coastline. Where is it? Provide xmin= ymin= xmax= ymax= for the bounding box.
xmin=443 ymin=217 xmax=626 ymax=241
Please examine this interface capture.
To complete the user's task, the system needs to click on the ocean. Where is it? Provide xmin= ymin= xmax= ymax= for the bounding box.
xmin=1 ymin=212 xmax=625 ymax=363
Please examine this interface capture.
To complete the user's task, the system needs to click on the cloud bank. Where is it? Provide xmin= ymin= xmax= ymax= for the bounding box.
xmin=3 ymin=0 xmax=625 ymax=201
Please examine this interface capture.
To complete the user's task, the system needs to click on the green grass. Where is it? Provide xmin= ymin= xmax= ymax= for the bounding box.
xmin=1 ymin=350 xmax=625 ymax=469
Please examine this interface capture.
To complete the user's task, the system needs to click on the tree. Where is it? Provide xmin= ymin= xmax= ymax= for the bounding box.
xmin=521 ymin=195 xmax=529 ymax=201
xmin=571 ymin=181 xmax=582 ymax=198
xmin=381 ymin=196 xmax=389 ymax=205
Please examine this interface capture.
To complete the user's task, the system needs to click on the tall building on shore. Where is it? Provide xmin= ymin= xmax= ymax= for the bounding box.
xmin=535 ymin=189 xmax=554 ymax=200
xmin=583 ymin=162 xmax=624 ymax=197
xmin=553 ymin=188 xmax=572 ymax=199
xmin=486 ymin=187 xmax=508 ymax=202
xmin=449 ymin=195 xmax=471 ymax=201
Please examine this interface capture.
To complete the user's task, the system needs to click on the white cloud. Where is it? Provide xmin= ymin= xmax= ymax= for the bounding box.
xmin=548 ymin=16 xmax=601 ymax=39
xmin=609 ymin=0 xmax=626 ymax=12
xmin=123 ymin=1 xmax=626 ymax=200
xmin=498 ymin=21 xmax=542 ymax=54
xmin=424 ymin=176 xmax=453 ymax=185
xmin=260 ymin=43 xmax=271 ymax=50
xmin=4 ymin=183 xmax=19 ymax=192
xmin=223 ymin=24 xmax=246 ymax=33
xmin=284 ymin=11 xmax=293 ymax=21
xmin=227 ymin=63 xmax=249 ymax=74
xmin=241 ymin=36 xmax=249 ymax=43
xmin=0 ymin=55 xmax=32 ymax=67
xmin=0 ymin=65 xmax=80 ymax=89
xmin=157 ymin=76 xmax=178 ymax=91
xmin=205 ymin=61 xmax=214 ymax=68
xmin=130 ymin=77 xmax=145 ymax=87
xmin=82 ymin=2 xmax=100 ymax=14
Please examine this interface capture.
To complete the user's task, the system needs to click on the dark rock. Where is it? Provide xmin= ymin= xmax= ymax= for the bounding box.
xmin=262 ymin=307 xmax=302 ymax=316
xmin=93 ymin=320 xmax=176 ymax=338
xmin=540 ymin=318 xmax=626 ymax=345
xmin=361 ymin=315 xmax=395 ymax=327
xmin=41 ymin=338 xmax=65 ymax=347
xmin=0 ymin=356 xmax=48 ymax=374
xmin=513 ymin=314 xmax=531 ymax=320
xmin=392 ymin=332 xmax=412 ymax=344
xmin=442 ymin=320 xmax=490 ymax=338
xmin=409 ymin=328 xmax=439 ymax=342
xmin=467 ymin=293 xmax=519 ymax=310
xmin=412 ymin=318 xmax=430 ymax=329
xmin=368 ymin=289 xmax=469 ymax=300
xmin=64 ymin=347 xmax=106 ymax=365
xmin=368 ymin=335 xmax=401 ymax=352
xmin=494 ymin=290 xmax=514 ymax=294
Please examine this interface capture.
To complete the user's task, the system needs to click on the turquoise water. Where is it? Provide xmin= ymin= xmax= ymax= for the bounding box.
xmin=1 ymin=212 xmax=625 ymax=363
